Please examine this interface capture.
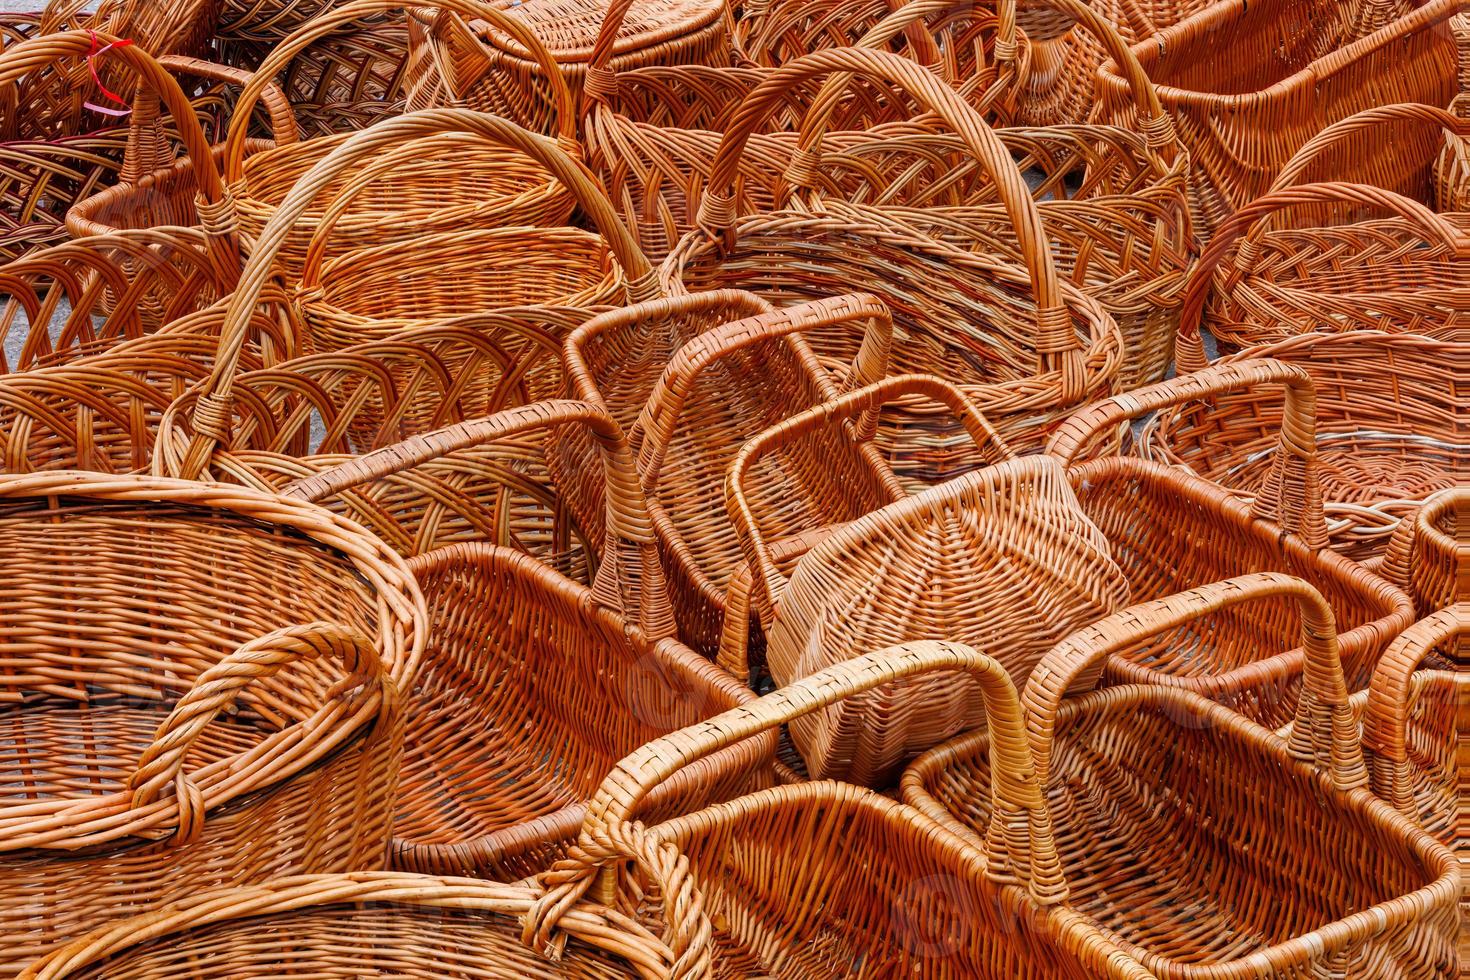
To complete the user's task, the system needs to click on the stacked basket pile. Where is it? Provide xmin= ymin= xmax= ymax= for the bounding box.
xmin=0 ymin=0 xmax=1464 ymax=976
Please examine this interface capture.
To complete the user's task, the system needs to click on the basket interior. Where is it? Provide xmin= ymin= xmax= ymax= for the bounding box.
xmin=0 ymin=497 xmax=382 ymax=809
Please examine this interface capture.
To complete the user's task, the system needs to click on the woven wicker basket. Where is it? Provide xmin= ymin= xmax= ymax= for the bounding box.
xmin=405 ymin=0 xmax=730 ymax=133
xmin=726 ymin=374 xmax=1128 ymax=786
xmin=1437 ymin=11 xmax=1470 ymax=212
xmin=1378 ymin=489 xmax=1469 ymax=619
xmin=905 ymin=574 xmax=1461 ymax=977
xmin=1048 ymin=360 xmax=1416 ymax=730
xmin=282 ymin=400 xmax=774 ymax=879
xmin=561 ymin=290 xmax=901 ymax=657
xmin=531 ymin=640 xmax=1156 ymax=977
xmin=1096 ymin=0 xmax=1459 ymax=237
xmin=1141 ymin=330 xmax=1468 ymax=563
xmin=17 ymin=867 xmax=711 ymax=978
xmin=220 ymin=0 xmax=579 ymax=282
xmin=0 ymin=470 xmax=424 ymax=973
xmin=0 ymin=227 xmax=225 ymax=368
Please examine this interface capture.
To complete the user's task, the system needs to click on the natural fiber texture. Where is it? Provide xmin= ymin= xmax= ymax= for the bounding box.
xmin=560 ymin=290 xmax=901 ymax=657
xmin=905 ymin=574 xmax=1460 ymax=977
xmin=1141 ymin=331 xmax=1468 ymax=562
xmin=556 ymin=640 xmax=1155 ymax=977
xmin=1377 ymin=489 xmax=1469 ymax=619
xmin=16 ymin=869 xmax=708 ymax=979
xmin=218 ymin=0 xmax=339 ymax=43
xmin=1359 ymin=606 xmax=1470 ymax=964
xmin=222 ymin=0 xmax=578 ymax=282
xmin=278 ymin=400 xmax=774 ymax=879
xmin=0 ymin=471 xmax=425 ymax=974
xmin=728 ymin=375 xmax=1128 ymax=786
xmin=406 ymin=0 xmax=729 ymax=134
xmin=1437 ymin=12 xmax=1470 ymax=212
xmin=1095 ymin=0 xmax=1458 ymax=237
xmin=1048 ymin=361 xmax=1416 ymax=730
xmin=0 ymin=227 xmax=225 ymax=368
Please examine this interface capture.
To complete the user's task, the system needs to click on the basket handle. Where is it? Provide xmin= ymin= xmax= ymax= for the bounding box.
xmin=157 ymin=55 xmax=299 ymax=148
xmin=634 ymin=292 xmax=899 ymax=490
xmin=1377 ymin=488 xmax=1469 ymax=602
xmin=126 ymin=622 xmax=391 ymax=844
xmin=171 ymin=107 xmax=656 ymax=483
xmin=222 ymin=0 xmax=579 ymax=182
xmin=283 ymin=399 xmax=676 ymax=641
xmin=1452 ymin=11 xmax=1470 ymax=100
xmin=698 ymin=47 xmax=1083 ymax=374
xmin=1271 ymin=103 xmax=1470 ymax=193
xmin=1174 ymin=180 xmax=1470 ymax=372
xmin=1361 ymin=606 xmax=1470 ymax=813
xmin=1046 ymin=358 xmax=1328 ymax=549
xmin=0 ymin=30 xmax=237 ymax=272
xmin=579 ymin=639 xmax=1067 ymax=904
xmin=1023 ymin=573 xmax=1368 ymax=794
xmin=728 ymin=373 xmax=1014 ymax=621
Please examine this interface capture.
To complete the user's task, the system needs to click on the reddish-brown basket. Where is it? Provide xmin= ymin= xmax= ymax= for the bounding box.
xmin=1048 ymin=360 xmax=1416 ymax=730
xmin=282 ymin=400 xmax=775 ymax=879
xmin=0 ymin=470 xmax=425 ymax=973
xmin=905 ymin=573 xmax=1460 ymax=977
xmin=1377 ymin=489 xmax=1469 ymax=620
xmin=726 ymin=374 xmax=1128 ymax=786
xmin=532 ymin=640 xmax=1156 ymax=978
xmin=1096 ymin=0 xmax=1459 ymax=236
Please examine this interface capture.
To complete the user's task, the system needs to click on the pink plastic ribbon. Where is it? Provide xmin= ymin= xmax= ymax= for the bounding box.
xmin=83 ymin=29 xmax=133 ymax=117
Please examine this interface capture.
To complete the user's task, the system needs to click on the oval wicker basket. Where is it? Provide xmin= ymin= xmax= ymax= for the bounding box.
xmin=0 ymin=470 xmax=425 ymax=973
xmin=905 ymin=574 xmax=1461 ymax=978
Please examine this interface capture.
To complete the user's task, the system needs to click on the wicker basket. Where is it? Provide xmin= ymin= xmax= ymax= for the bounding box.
xmin=220 ymin=0 xmax=579 ymax=282
xmin=1436 ymin=11 xmax=1470 ymax=212
xmin=17 ymin=868 xmax=711 ymax=978
xmin=1096 ymin=0 xmax=1459 ymax=237
xmin=0 ymin=470 xmax=424 ymax=973
xmin=528 ymin=640 xmax=1156 ymax=977
xmin=561 ymin=290 xmax=901 ymax=657
xmin=281 ymin=400 xmax=774 ymax=879
xmin=1378 ymin=489 xmax=1469 ymax=619
xmin=668 ymin=48 xmax=1120 ymax=475
xmin=905 ymin=574 xmax=1460 ymax=977
xmin=1141 ymin=330 xmax=1468 ymax=563
xmin=0 ymin=227 xmax=226 ymax=369
xmin=725 ymin=374 xmax=1128 ymax=787
xmin=405 ymin=0 xmax=730 ymax=134
xmin=1047 ymin=360 xmax=1416 ymax=730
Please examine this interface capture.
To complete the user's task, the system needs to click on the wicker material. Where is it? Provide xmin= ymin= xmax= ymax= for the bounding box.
xmin=1141 ymin=331 xmax=1468 ymax=562
xmin=222 ymin=0 xmax=579 ymax=283
xmin=667 ymin=48 xmax=1120 ymax=475
xmin=1047 ymin=361 xmax=1416 ymax=730
xmin=406 ymin=0 xmax=729 ymax=134
xmin=905 ymin=574 xmax=1460 ymax=977
xmin=281 ymin=400 xmax=774 ymax=879
xmin=530 ymin=640 xmax=1156 ymax=977
xmin=1378 ymin=489 xmax=1469 ymax=620
xmin=1096 ymin=0 xmax=1458 ymax=237
xmin=0 ymin=227 xmax=225 ymax=368
xmin=0 ymin=470 xmax=425 ymax=973
xmin=561 ymin=290 xmax=901 ymax=657
xmin=1437 ymin=12 xmax=1470 ymax=212
xmin=726 ymin=374 xmax=1128 ymax=787
xmin=17 ymin=868 xmax=710 ymax=978
xmin=218 ymin=0 xmax=338 ymax=42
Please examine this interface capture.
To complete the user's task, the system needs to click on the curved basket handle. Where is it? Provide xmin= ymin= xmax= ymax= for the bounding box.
xmin=581 ymin=639 xmax=1066 ymax=904
xmin=283 ymin=399 xmax=675 ymax=641
xmin=222 ymin=0 xmax=579 ymax=182
xmin=728 ymin=373 xmax=1013 ymax=620
xmin=1377 ymin=488 xmax=1469 ymax=607
xmin=699 ymin=47 xmax=1083 ymax=377
xmin=172 ymin=107 xmax=656 ymax=483
xmin=635 ymin=292 xmax=899 ymax=489
xmin=1174 ymin=181 xmax=1470 ymax=372
xmin=1025 ymin=573 xmax=1367 ymax=793
xmin=1047 ymin=358 xmax=1327 ymax=549
xmin=127 ymin=622 xmax=389 ymax=844
xmin=0 ymin=30 xmax=237 ymax=273
xmin=1271 ymin=103 xmax=1470 ymax=193
xmin=1361 ymin=606 xmax=1470 ymax=813
xmin=157 ymin=55 xmax=299 ymax=148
